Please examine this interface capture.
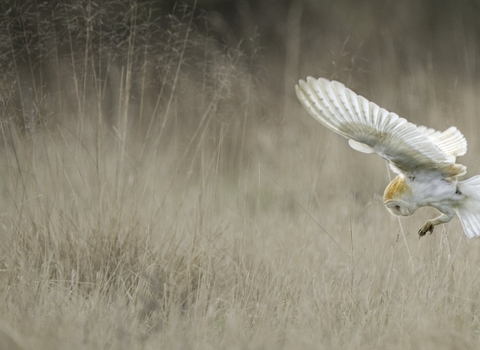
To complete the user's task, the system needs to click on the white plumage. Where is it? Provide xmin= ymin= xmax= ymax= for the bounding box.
xmin=296 ymin=77 xmax=480 ymax=238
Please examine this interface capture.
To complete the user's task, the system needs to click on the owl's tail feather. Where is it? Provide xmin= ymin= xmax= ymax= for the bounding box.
xmin=454 ymin=175 xmax=480 ymax=238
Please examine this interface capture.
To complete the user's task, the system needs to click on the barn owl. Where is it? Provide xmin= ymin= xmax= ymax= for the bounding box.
xmin=295 ymin=77 xmax=480 ymax=238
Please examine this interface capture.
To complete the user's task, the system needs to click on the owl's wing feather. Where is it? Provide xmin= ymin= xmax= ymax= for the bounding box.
xmin=427 ymin=127 xmax=467 ymax=158
xmin=296 ymin=77 xmax=467 ymax=177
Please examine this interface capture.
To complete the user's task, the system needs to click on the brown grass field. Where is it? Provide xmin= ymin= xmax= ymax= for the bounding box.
xmin=1 ymin=1 xmax=480 ymax=349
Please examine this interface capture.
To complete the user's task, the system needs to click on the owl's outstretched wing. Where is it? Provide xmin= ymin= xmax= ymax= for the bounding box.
xmin=295 ymin=77 xmax=467 ymax=178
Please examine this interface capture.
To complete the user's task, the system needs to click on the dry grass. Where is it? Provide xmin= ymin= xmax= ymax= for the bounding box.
xmin=1 ymin=1 xmax=480 ymax=349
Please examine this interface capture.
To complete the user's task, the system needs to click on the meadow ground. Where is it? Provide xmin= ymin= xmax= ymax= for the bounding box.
xmin=1 ymin=2 xmax=480 ymax=349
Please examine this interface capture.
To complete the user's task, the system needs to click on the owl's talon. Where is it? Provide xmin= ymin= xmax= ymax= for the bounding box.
xmin=418 ymin=222 xmax=435 ymax=238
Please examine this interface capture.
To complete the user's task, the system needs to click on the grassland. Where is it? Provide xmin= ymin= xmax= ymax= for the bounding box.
xmin=1 ymin=1 xmax=480 ymax=349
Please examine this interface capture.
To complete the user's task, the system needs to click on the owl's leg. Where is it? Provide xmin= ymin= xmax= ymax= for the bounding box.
xmin=418 ymin=210 xmax=455 ymax=238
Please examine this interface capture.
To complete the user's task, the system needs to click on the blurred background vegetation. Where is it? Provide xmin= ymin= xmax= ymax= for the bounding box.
xmin=2 ymin=2 xmax=480 ymax=348
xmin=176 ymin=0 xmax=480 ymax=90
xmin=3 ymin=0 xmax=480 ymax=111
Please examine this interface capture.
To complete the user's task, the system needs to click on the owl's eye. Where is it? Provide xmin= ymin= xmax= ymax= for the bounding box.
xmin=395 ymin=205 xmax=401 ymax=210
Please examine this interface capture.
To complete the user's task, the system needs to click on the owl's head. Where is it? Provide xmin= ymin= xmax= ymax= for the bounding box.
xmin=384 ymin=199 xmax=417 ymax=217
xmin=383 ymin=175 xmax=417 ymax=216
